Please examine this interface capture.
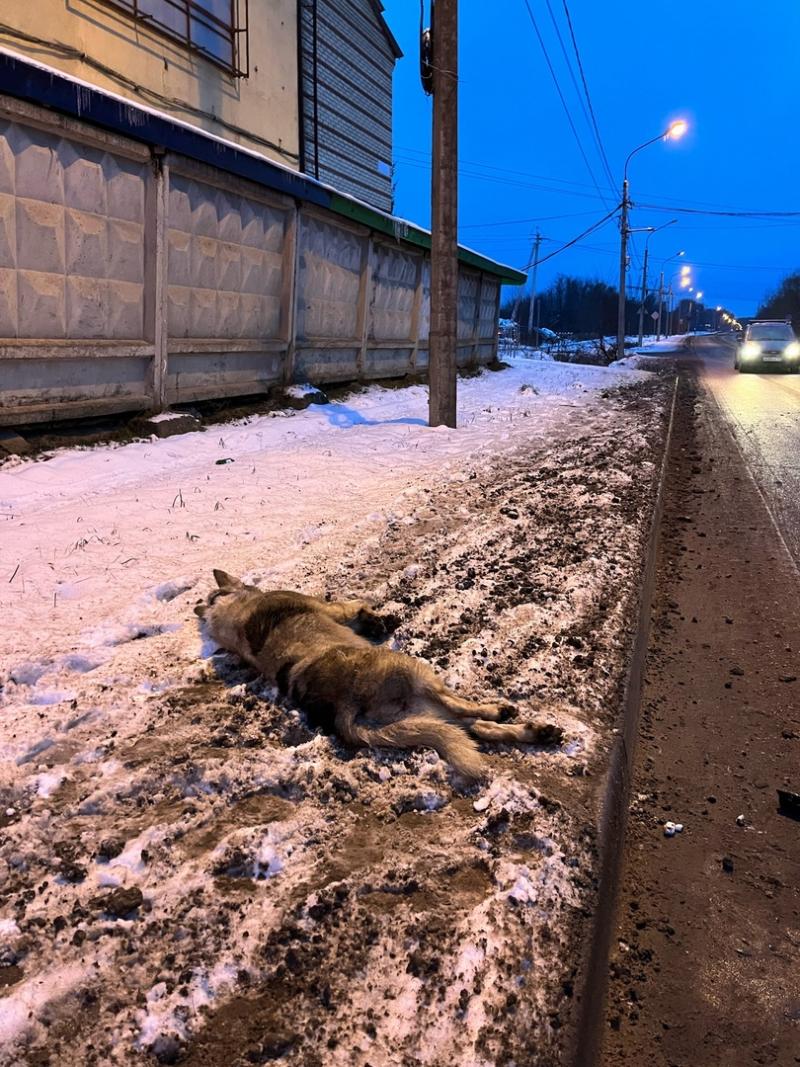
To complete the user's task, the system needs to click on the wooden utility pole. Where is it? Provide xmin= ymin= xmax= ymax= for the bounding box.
xmin=428 ymin=0 xmax=458 ymax=428
xmin=525 ymin=229 xmax=542 ymax=344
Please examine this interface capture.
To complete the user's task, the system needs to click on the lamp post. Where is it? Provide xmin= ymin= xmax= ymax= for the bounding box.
xmin=691 ymin=290 xmax=704 ymax=333
xmin=656 ymin=249 xmax=685 ymax=340
xmin=638 ymin=220 xmax=677 ymax=345
xmin=617 ymin=120 xmax=688 ymax=358
xmin=684 ymin=286 xmax=703 ymax=333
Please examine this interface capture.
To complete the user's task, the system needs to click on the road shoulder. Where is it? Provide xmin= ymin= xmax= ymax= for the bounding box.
xmin=602 ymin=367 xmax=800 ymax=1066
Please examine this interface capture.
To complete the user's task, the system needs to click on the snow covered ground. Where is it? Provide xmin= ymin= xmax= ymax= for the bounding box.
xmin=502 ymin=334 xmax=690 ymax=364
xmin=0 ymin=360 xmax=669 ymax=1066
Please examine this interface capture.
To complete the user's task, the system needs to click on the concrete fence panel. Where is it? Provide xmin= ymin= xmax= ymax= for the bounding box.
xmin=0 ymin=96 xmax=502 ymax=426
xmin=164 ymin=163 xmax=293 ymax=404
xmin=0 ymin=106 xmax=152 ymax=422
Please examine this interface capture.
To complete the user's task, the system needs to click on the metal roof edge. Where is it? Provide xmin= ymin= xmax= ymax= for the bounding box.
xmin=367 ymin=0 xmax=404 ymax=59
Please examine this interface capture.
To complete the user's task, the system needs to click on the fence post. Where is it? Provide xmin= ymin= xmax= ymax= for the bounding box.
xmin=356 ymin=238 xmax=375 ymax=380
xmin=409 ymin=254 xmax=423 ymax=374
xmin=144 ymin=153 xmax=169 ymax=411
xmin=282 ymin=202 xmax=300 ymax=385
xmin=471 ymin=273 xmax=483 ymax=367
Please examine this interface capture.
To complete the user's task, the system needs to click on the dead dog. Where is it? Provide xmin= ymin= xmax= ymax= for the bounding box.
xmin=195 ymin=570 xmax=563 ymax=780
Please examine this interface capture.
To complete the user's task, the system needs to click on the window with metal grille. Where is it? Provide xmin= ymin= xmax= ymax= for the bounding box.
xmin=100 ymin=0 xmax=249 ymax=76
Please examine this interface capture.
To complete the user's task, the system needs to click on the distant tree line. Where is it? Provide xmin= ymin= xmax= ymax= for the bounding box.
xmin=756 ymin=273 xmax=800 ymax=325
xmin=500 ymin=274 xmax=657 ymax=342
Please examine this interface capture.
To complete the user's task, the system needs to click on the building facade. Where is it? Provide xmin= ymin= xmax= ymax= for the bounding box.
xmin=298 ymin=0 xmax=400 ymax=212
xmin=0 ymin=3 xmax=524 ymax=426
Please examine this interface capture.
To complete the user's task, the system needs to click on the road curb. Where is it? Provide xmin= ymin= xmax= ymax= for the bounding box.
xmin=569 ymin=375 xmax=679 ymax=1067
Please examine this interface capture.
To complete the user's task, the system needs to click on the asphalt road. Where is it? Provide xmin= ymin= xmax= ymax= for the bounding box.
xmin=688 ymin=332 xmax=800 ymax=571
xmin=602 ymin=365 xmax=800 ymax=1067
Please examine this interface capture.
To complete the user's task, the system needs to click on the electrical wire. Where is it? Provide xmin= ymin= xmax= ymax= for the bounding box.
xmin=560 ymin=0 xmax=617 ymax=191
xmin=638 ymin=203 xmax=800 ymax=218
xmin=460 ymin=210 xmax=599 ymax=230
xmin=543 ymin=0 xmax=616 ymax=195
xmin=519 ymin=0 xmax=611 ymax=208
xmin=396 ymin=156 xmax=610 ymax=201
xmin=397 ymin=146 xmax=800 ymax=220
xmin=518 ymin=205 xmax=620 ymax=270
xmin=395 ymin=145 xmax=612 ymax=192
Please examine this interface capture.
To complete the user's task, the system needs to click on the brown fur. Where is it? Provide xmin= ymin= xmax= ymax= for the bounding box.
xmin=195 ymin=570 xmax=563 ymax=780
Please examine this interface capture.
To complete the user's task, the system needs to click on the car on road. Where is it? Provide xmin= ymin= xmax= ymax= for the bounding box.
xmin=735 ymin=320 xmax=800 ymax=372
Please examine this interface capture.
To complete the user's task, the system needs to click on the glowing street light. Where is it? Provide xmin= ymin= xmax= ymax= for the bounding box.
xmin=617 ymin=119 xmax=691 ymax=357
xmin=666 ymin=119 xmax=689 ymax=141
xmin=656 ymin=250 xmax=687 ymax=340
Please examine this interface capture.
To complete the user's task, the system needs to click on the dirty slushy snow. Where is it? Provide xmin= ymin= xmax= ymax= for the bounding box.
xmin=1 ymin=358 xmax=668 ymax=1065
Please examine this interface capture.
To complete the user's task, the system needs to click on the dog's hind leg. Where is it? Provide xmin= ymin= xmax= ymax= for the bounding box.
xmin=422 ymin=685 xmax=507 ymax=722
xmin=468 ymin=720 xmax=564 ymax=746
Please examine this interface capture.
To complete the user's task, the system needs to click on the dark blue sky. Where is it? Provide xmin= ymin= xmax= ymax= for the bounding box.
xmin=382 ymin=1 xmax=799 ymax=316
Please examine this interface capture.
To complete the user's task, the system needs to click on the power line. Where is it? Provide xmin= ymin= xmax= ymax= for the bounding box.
xmin=560 ymin=0 xmax=617 ymax=192
xmin=395 ymin=146 xmax=607 ymax=192
xmin=396 ymin=157 xmax=609 ymax=201
xmin=519 ymin=0 xmax=612 ymax=208
xmin=397 ymin=147 xmax=800 ymax=218
xmin=519 ymin=206 xmax=620 ymax=270
xmin=396 ymin=144 xmax=800 ymax=217
xmin=639 ymin=203 xmax=800 ymax=218
xmin=542 ymin=0 xmax=614 ymax=194
xmin=460 ymin=210 xmax=599 ymax=230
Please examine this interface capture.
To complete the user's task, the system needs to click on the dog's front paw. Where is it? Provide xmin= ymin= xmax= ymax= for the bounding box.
xmin=496 ymin=703 xmax=518 ymax=723
xmin=524 ymin=722 xmax=565 ymax=746
xmin=355 ymin=608 xmax=400 ymax=643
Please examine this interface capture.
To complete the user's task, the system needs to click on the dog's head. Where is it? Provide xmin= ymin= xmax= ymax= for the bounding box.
xmin=194 ymin=569 xmax=254 ymax=618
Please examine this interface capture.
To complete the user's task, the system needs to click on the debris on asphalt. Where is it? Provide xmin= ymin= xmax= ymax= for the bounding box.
xmin=736 ymin=814 xmax=746 ymax=827
xmin=663 ymin=821 xmax=684 ymax=837
xmin=722 ymin=856 xmax=735 ymax=873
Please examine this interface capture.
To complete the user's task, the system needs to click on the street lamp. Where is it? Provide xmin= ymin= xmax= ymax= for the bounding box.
xmin=685 ymin=288 xmax=703 ymax=333
xmin=638 ymin=220 xmax=677 ymax=345
xmin=656 ymin=249 xmax=685 ymax=340
xmin=617 ymin=120 xmax=689 ymax=357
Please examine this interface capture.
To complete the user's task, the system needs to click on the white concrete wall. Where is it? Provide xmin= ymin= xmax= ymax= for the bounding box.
xmin=0 ymin=97 xmax=501 ymax=425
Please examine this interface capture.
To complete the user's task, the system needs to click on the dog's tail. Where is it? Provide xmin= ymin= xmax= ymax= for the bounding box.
xmin=343 ymin=716 xmax=485 ymax=781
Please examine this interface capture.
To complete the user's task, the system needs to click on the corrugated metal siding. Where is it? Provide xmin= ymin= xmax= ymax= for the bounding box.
xmin=299 ymin=0 xmax=395 ymax=213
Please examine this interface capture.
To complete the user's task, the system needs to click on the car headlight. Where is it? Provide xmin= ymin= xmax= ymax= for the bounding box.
xmin=785 ymin=342 xmax=800 ymax=358
xmin=742 ymin=342 xmax=761 ymax=358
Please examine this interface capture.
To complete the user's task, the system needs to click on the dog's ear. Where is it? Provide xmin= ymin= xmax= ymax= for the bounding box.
xmin=213 ymin=569 xmax=242 ymax=590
